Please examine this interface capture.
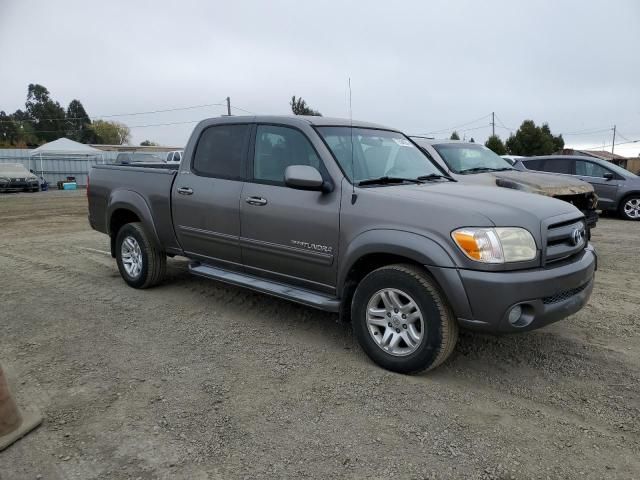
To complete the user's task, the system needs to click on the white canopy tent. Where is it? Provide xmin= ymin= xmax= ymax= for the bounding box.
xmin=29 ymin=138 xmax=105 ymax=185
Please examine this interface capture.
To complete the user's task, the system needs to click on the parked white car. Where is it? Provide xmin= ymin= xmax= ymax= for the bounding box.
xmin=0 ymin=163 xmax=40 ymax=192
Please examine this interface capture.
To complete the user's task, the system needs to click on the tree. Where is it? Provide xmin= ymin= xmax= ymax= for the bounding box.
xmin=140 ymin=140 xmax=159 ymax=146
xmin=25 ymin=83 xmax=67 ymax=143
xmin=290 ymin=96 xmax=322 ymax=116
xmin=0 ymin=111 xmax=19 ymax=146
xmin=505 ymin=120 xmax=564 ymax=156
xmin=450 ymin=131 xmax=460 ymax=140
xmin=484 ymin=134 xmax=507 ymax=155
xmin=90 ymin=120 xmax=130 ymax=144
xmin=469 ymin=137 xmax=475 ymax=143
xmin=66 ymin=99 xmax=95 ymax=143
xmin=0 ymin=110 xmax=38 ymax=147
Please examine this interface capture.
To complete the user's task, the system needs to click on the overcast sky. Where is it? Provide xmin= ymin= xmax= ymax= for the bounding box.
xmin=1 ymin=0 xmax=638 ymax=155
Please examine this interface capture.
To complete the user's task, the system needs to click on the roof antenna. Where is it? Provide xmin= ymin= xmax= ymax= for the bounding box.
xmin=349 ymin=77 xmax=357 ymax=205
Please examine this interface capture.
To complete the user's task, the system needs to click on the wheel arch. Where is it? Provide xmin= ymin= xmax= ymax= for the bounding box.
xmin=107 ymin=190 xmax=161 ymax=257
xmin=336 ymin=230 xmax=464 ymax=321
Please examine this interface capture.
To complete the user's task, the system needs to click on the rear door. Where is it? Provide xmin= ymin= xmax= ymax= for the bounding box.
xmin=172 ymin=123 xmax=250 ymax=268
xmin=574 ymin=159 xmax=619 ymax=209
xmin=240 ymin=124 xmax=340 ymax=293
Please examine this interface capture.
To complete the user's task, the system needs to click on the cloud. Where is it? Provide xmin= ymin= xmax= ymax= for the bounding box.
xmin=0 ymin=0 xmax=638 ymax=154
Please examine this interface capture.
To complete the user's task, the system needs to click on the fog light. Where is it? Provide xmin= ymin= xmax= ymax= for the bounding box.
xmin=508 ymin=305 xmax=523 ymax=325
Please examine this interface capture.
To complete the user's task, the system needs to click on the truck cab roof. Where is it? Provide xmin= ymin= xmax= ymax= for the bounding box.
xmin=196 ymin=115 xmax=395 ymax=131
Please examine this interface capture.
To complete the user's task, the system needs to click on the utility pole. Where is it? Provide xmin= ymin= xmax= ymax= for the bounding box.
xmin=491 ymin=112 xmax=495 ymax=137
xmin=611 ymin=125 xmax=616 ymax=158
xmin=226 ymin=97 xmax=231 ymax=116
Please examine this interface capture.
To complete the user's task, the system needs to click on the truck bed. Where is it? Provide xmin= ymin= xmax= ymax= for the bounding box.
xmin=88 ymin=164 xmax=181 ymax=253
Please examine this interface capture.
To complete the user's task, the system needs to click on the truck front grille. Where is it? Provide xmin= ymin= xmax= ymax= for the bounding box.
xmin=542 ymin=280 xmax=591 ymax=304
xmin=544 ymin=218 xmax=587 ymax=265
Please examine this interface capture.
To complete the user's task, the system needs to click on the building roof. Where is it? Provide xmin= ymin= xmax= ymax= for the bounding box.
xmin=557 ymin=148 xmax=627 ymax=161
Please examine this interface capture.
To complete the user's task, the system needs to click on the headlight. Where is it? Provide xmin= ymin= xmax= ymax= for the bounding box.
xmin=451 ymin=227 xmax=537 ymax=263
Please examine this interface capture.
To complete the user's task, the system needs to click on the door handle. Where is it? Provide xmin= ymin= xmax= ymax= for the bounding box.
xmin=245 ymin=196 xmax=267 ymax=206
xmin=177 ymin=187 xmax=193 ymax=195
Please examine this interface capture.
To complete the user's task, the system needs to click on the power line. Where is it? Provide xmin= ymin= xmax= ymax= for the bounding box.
xmin=0 ymin=101 xmax=236 ymax=123
xmin=562 ymin=127 xmax=612 ymax=136
xmin=616 ymin=131 xmax=633 ymax=142
xmin=418 ymin=113 xmax=491 ymax=135
xmin=460 ymin=124 xmax=491 ymax=133
xmin=21 ymin=118 xmax=208 ymax=134
xmin=577 ymin=139 xmax=639 ymax=150
xmin=493 ymin=113 xmax=513 ymax=131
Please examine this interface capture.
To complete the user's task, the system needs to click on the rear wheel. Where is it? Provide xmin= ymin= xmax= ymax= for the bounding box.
xmin=115 ymin=222 xmax=166 ymax=288
xmin=619 ymin=196 xmax=640 ymax=220
xmin=351 ymin=264 xmax=458 ymax=374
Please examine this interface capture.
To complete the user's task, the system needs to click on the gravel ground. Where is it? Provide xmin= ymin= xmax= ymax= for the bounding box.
xmin=0 ymin=190 xmax=638 ymax=479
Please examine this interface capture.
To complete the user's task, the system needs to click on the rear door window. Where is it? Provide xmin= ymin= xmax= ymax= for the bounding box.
xmin=542 ymin=158 xmax=573 ymax=174
xmin=193 ymin=124 xmax=250 ymax=179
xmin=521 ymin=159 xmax=544 ymax=170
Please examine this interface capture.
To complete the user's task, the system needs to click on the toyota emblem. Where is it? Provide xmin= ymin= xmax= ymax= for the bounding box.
xmin=571 ymin=227 xmax=585 ymax=246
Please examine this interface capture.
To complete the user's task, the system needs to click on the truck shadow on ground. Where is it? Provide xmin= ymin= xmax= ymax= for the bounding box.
xmin=160 ymin=258 xmax=634 ymax=385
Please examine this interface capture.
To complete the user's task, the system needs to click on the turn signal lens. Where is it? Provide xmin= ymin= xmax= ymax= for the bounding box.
xmin=452 ymin=227 xmax=537 ymax=264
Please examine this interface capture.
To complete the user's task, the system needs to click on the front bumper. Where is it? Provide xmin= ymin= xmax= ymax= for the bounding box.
xmin=0 ymin=180 xmax=39 ymax=191
xmin=431 ymin=244 xmax=596 ymax=333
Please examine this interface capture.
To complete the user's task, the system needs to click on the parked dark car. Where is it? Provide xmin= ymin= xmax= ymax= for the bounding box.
xmin=411 ymin=139 xmax=599 ymax=230
xmin=0 ymin=163 xmax=40 ymax=192
xmin=514 ymin=155 xmax=640 ymax=220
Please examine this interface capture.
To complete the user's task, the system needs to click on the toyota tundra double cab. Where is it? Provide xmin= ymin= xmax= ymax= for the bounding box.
xmin=87 ymin=116 xmax=596 ymax=373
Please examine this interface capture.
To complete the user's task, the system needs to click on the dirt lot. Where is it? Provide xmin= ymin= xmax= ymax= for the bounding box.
xmin=1 ymin=190 xmax=638 ymax=479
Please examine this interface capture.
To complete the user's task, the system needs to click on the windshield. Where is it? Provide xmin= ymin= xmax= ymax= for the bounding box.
xmin=316 ymin=127 xmax=442 ymax=183
xmin=433 ymin=143 xmax=514 ymax=174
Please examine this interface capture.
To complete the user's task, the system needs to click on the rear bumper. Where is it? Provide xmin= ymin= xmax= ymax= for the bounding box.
xmin=431 ymin=245 xmax=596 ymax=333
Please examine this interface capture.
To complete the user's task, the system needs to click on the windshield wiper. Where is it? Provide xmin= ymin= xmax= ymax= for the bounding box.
xmin=458 ymin=167 xmax=513 ymax=174
xmin=357 ymin=176 xmax=424 ymax=186
xmin=417 ymin=174 xmax=457 ymax=182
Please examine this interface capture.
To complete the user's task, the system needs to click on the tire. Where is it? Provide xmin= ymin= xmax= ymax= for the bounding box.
xmin=618 ymin=195 xmax=640 ymax=221
xmin=351 ymin=264 xmax=458 ymax=374
xmin=115 ymin=222 xmax=166 ymax=289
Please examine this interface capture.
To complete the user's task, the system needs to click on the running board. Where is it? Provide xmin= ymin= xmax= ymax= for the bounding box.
xmin=188 ymin=263 xmax=341 ymax=312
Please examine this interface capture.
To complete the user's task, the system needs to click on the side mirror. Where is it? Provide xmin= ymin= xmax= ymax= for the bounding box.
xmin=284 ymin=165 xmax=327 ymax=192
xmin=603 ymin=172 xmax=614 ymax=180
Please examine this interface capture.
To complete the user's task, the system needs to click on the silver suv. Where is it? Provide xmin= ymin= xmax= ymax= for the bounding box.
xmin=515 ymin=155 xmax=640 ymax=220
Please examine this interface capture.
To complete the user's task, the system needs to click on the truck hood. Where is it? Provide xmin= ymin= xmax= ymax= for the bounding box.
xmin=457 ymin=170 xmax=594 ymax=196
xmin=364 ymin=182 xmax=581 ymax=230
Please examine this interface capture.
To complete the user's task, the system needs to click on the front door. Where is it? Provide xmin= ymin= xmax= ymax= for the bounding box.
xmin=240 ymin=124 xmax=340 ymax=293
xmin=172 ymin=123 xmax=251 ymax=268
xmin=575 ymin=159 xmax=619 ymax=209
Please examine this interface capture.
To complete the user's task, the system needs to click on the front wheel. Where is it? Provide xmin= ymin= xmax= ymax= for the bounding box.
xmin=351 ymin=264 xmax=458 ymax=374
xmin=619 ymin=196 xmax=640 ymax=220
xmin=115 ymin=222 xmax=166 ymax=288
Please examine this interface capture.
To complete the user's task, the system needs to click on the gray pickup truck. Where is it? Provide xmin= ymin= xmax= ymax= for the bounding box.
xmin=88 ymin=115 xmax=596 ymax=373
